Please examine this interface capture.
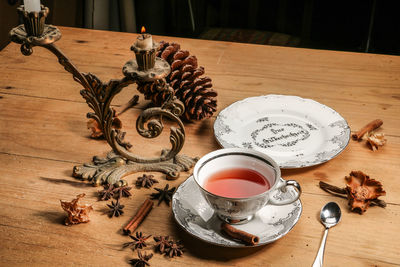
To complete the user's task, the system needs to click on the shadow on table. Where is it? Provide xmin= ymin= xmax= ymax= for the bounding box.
xmin=40 ymin=176 xmax=93 ymax=188
xmin=34 ymin=210 xmax=66 ymax=225
xmin=281 ymin=163 xmax=326 ymax=176
xmin=65 ymin=119 xmax=91 ymax=137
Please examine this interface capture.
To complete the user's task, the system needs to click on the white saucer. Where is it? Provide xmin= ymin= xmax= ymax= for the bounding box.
xmin=214 ymin=95 xmax=351 ymax=168
xmin=172 ymin=176 xmax=302 ymax=247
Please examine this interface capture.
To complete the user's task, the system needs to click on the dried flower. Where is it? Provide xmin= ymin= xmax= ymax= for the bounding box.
xmin=150 ymin=184 xmax=176 ymax=206
xmin=130 ymin=250 xmax=153 ymax=267
xmin=165 ymin=241 xmax=184 ymax=258
xmin=87 ymin=116 xmax=122 ymax=139
xmin=124 ymin=232 xmax=152 ymax=250
xmin=136 ymin=174 xmax=159 ymax=189
xmin=153 ymin=235 xmax=171 ymax=253
xmin=345 ymin=171 xmax=386 ymax=214
xmin=98 ymin=184 xmax=115 ymax=201
xmin=87 ymin=119 xmax=103 ymax=139
xmin=107 ymin=200 xmax=124 ymax=218
xmin=113 ymin=185 xmax=132 ymax=199
xmin=60 ymin=193 xmax=93 ymax=225
xmin=367 ymin=132 xmax=386 ymax=151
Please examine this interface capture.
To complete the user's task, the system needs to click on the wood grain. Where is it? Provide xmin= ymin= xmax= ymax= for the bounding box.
xmin=0 ymin=26 xmax=399 ymax=266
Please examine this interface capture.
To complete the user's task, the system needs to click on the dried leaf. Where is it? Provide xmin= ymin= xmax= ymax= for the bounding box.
xmin=60 ymin=193 xmax=93 ymax=225
xmin=112 ymin=117 xmax=122 ymax=130
xmin=87 ymin=119 xmax=103 ymax=138
xmin=87 ymin=116 xmax=122 ymax=139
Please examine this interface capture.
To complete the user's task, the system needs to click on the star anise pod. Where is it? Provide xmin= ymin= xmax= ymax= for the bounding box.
xmin=98 ymin=184 xmax=115 ymax=201
xmin=165 ymin=241 xmax=184 ymax=258
xmin=123 ymin=231 xmax=152 ymax=250
xmin=153 ymin=235 xmax=171 ymax=253
xmin=107 ymin=200 xmax=124 ymax=218
xmin=113 ymin=185 xmax=132 ymax=199
xmin=129 ymin=250 xmax=153 ymax=267
xmin=150 ymin=184 xmax=176 ymax=206
xmin=136 ymin=174 xmax=159 ymax=189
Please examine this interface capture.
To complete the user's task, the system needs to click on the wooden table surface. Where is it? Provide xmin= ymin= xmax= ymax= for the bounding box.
xmin=0 ymin=26 xmax=399 ymax=267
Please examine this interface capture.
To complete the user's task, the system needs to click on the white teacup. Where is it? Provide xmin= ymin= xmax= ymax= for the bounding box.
xmin=193 ymin=148 xmax=301 ymax=224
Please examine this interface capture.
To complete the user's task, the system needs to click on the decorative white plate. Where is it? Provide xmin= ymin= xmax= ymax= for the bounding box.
xmin=172 ymin=176 xmax=302 ymax=247
xmin=214 ymin=95 xmax=350 ymax=168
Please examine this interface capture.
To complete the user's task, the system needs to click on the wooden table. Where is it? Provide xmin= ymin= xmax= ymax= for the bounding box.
xmin=0 ymin=27 xmax=399 ymax=267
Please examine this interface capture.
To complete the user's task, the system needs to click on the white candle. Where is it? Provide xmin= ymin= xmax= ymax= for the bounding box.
xmin=135 ymin=26 xmax=152 ymax=50
xmin=24 ymin=0 xmax=41 ymax=12
xmin=136 ymin=34 xmax=153 ymax=50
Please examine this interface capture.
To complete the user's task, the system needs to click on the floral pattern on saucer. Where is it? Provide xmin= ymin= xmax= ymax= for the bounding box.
xmin=214 ymin=95 xmax=351 ymax=168
xmin=172 ymin=176 xmax=302 ymax=247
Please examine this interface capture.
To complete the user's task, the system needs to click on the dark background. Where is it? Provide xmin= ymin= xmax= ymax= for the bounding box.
xmin=1 ymin=0 xmax=399 ymax=55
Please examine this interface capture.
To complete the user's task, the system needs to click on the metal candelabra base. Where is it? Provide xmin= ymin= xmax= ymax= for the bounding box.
xmin=9 ymin=21 xmax=198 ymax=186
xmin=73 ymin=150 xmax=198 ymax=187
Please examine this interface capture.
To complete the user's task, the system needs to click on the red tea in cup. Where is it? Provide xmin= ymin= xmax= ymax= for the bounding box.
xmin=204 ymin=168 xmax=271 ymax=198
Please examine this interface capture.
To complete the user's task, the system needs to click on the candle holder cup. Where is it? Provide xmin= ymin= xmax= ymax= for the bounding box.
xmin=9 ymin=5 xmax=197 ymax=186
xmin=131 ymin=43 xmax=157 ymax=71
xmin=17 ymin=5 xmax=49 ymax=37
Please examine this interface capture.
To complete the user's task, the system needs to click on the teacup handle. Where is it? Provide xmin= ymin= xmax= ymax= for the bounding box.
xmin=269 ymin=178 xmax=302 ymax=206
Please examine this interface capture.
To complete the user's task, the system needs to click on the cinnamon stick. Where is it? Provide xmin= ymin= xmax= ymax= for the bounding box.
xmin=123 ymin=198 xmax=153 ymax=235
xmin=352 ymin=119 xmax=383 ymax=141
xmin=221 ymin=223 xmax=259 ymax=246
xmin=319 ymin=181 xmax=347 ymax=197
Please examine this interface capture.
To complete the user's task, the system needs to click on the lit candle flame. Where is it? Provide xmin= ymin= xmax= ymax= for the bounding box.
xmin=136 ymin=26 xmax=152 ymax=50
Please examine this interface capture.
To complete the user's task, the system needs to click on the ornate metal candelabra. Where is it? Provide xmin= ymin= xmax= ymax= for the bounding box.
xmin=9 ymin=5 xmax=197 ymax=187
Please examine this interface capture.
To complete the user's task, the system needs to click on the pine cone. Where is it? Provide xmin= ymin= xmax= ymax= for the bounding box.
xmin=137 ymin=41 xmax=217 ymax=121
xmin=137 ymin=79 xmax=173 ymax=106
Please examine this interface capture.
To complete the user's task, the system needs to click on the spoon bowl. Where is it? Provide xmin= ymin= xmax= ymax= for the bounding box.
xmin=312 ymin=202 xmax=341 ymax=267
xmin=320 ymin=202 xmax=341 ymax=228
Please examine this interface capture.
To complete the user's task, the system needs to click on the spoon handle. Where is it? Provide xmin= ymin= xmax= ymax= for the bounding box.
xmin=312 ymin=228 xmax=329 ymax=267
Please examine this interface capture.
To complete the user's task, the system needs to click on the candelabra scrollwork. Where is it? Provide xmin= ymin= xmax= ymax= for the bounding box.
xmin=9 ymin=18 xmax=198 ymax=186
xmin=72 ymin=78 xmax=195 ymax=186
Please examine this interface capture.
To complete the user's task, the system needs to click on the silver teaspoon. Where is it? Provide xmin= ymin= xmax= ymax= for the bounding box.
xmin=312 ymin=202 xmax=341 ymax=267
